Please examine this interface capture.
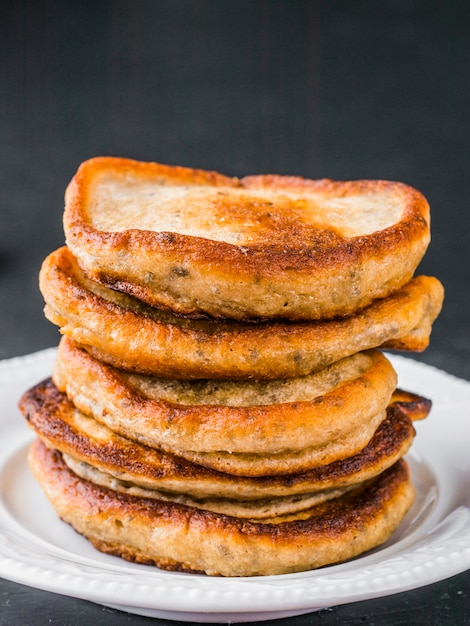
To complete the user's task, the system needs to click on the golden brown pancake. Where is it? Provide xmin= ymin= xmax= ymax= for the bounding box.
xmin=63 ymin=157 xmax=430 ymax=322
xmin=29 ymin=439 xmax=415 ymax=576
xmin=40 ymin=246 xmax=444 ymax=379
xmin=52 ymin=339 xmax=397 ymax=476
xmin=20 ymin=378 xmax=423 ymax=518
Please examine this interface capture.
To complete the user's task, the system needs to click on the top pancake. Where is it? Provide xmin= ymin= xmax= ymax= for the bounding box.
xmin=64 ymin=157 xmax=431 ymax=321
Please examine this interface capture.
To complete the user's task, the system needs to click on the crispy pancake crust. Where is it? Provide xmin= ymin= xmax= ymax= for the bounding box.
xmin=52 ymin=339 xmax=397 ymax=475
xmin=29 ymin=440 xmax=415 ymax=576
xmin=63 ymin=157 xmax=430 ymax=321
xmin=20 ymin=378 xmax=420 ymax=517
xmin=40 ymin=247 xmax=444 ymax=379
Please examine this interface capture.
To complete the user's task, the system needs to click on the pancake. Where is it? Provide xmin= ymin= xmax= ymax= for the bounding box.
xmin=20 ymin=378 xmax=423 ymax=518
xmin=63 ymin=157 xmax=430 ymax=321
xmin=39 ymin=246 xmax=444 ymax=379
xmin=52 ymin=338 xmax=397 ymax=476
xmin=63 ymin=456 xmax=359 ymax=519
xmin=29 ymin=439 xmax=415 ymax=576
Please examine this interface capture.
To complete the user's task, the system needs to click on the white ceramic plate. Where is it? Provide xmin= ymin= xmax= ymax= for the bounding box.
xmin=0 ymin=349 xmax=469 ymax=623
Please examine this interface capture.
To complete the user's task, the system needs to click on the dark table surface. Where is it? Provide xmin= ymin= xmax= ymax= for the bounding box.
xmin=0 ymin=1 xmax=469 ymax=624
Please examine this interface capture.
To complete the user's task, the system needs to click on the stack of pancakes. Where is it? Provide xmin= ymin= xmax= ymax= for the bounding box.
xmin=19 ymin=158 xmax=443 ymax=576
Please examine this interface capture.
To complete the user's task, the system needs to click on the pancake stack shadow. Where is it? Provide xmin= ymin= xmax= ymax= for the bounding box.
xmin=19 ymin=158 xmax=444 ymax=576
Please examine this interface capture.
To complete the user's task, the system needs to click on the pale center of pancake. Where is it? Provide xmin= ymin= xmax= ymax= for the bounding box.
xmin=88 ymin=176 xmax=403 ymax=241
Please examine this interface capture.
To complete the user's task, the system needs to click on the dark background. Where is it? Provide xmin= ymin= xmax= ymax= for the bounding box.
xmin=0 ymin=1 xmax=468 ymax=624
